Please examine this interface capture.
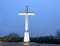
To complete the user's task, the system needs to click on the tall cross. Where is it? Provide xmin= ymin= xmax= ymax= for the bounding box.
xmin=18 ymin=6 xmax=35 ymax=32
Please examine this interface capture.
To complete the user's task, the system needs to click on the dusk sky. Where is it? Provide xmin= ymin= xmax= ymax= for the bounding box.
xmin=0 ymin=0 xmax=60 ymax=37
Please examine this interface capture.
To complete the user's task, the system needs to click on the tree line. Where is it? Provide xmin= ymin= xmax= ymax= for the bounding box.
xmin=0 ymin=30 xmax=60 ymax=44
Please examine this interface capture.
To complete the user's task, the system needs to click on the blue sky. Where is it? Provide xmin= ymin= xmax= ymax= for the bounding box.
xmin=0 ymin=0 xmax=60 ymax=37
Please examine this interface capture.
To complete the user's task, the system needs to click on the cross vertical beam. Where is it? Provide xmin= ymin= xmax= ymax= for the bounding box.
xmin=25 ymin=6 xmax=28 ymax=31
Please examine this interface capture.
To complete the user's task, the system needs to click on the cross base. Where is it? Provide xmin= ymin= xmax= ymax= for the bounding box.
xmin=24 ymin=31 xmax=30 ymax=42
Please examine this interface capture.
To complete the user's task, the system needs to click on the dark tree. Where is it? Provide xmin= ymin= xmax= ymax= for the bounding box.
xmin=56 ymin=29 xmax=60 ymax=39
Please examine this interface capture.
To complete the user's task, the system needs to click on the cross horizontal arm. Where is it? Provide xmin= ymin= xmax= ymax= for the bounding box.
xmin=18 ymin=13 xmax=35 ymax=15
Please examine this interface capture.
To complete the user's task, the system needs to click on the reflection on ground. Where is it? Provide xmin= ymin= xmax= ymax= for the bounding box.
xmin=23 ymin=43 xmax=30 ymax=46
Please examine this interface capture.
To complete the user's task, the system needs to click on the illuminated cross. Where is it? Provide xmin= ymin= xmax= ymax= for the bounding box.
xmin=18 ymin=6 xmax=35 ymax=42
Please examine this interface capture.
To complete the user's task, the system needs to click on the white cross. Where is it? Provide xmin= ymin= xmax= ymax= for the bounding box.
xmin=18 ymin=6 xmax=35 ymax=32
